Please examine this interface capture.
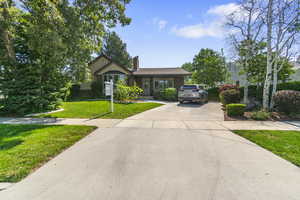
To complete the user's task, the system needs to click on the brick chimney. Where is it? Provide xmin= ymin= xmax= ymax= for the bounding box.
xmin=133 ymin=56 xmax=139 ymax=71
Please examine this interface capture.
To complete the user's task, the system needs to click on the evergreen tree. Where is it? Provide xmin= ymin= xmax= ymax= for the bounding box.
xmin=102 ymin=31 xmax=132 ymax=69
xmin=0 ymin=0 xmax=131 ymax=114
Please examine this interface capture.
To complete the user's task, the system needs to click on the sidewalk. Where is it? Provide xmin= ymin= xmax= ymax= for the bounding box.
xmin=0 ymin=117 xmax=121 ymax=128
xmin=0 ymin=117 xmax=299 ymax=131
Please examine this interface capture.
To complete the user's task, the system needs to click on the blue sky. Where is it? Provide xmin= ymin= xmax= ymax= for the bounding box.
xmin=114 ymin=0 xmax=238 ymax=68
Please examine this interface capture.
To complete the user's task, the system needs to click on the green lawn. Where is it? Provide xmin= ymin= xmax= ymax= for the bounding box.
xmin=233 ymin=130 xmax=300 ymax=167
xmin=0 ymin=124 xmax=96 ymax=182
xmin=40 ymin=101 xmax=163 ymax=119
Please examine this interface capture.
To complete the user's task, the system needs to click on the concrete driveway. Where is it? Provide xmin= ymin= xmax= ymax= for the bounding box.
xmin=1 ymin=102 xmax=300 ymax=200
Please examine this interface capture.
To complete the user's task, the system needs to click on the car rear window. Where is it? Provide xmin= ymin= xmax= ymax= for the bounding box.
xmin=182 ymin=85 xmax=197 ymax=90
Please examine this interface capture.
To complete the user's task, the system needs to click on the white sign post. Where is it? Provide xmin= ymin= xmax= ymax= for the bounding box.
xmin=105 ymin=80 xmax=114 ymax=112
xmin=110 ymin=79 xmax=114 ymax=112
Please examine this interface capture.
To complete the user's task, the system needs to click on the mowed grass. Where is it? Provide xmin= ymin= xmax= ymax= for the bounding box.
xmin=233 ymin=130 xmax=300 ymax=167
xmin=40 ymin=101 xmax=163 ymax=119
xmin=0 ymin=124 xmax=96 ymax=182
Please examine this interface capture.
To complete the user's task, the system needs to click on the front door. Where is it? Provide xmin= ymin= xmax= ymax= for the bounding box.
xmin=142 ymin=78 xmax=151 ymax=96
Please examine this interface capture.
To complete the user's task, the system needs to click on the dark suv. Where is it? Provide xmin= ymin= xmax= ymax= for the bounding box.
xmin=178 ymin=85 xmax=208 ymax=104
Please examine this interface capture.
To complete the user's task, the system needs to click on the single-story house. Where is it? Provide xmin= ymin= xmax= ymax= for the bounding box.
xmin=89 ymin=54 xmax=192 ymax=96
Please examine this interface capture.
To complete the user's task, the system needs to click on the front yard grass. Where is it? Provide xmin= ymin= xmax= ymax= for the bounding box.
xmin=40 ymin=101 xmax=163 ymax=119
xmin=0 ymin=124 xmax=96 ymax=182
xmin=233 ymin=130 xmax=300 ymax=167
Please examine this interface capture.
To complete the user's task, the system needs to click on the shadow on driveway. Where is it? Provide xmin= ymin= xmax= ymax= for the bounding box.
xmin=176 ymin=102 xmax=204 ymax=108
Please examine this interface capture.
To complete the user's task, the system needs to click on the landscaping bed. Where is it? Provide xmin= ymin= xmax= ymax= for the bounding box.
xmin=224 ymin=111 xmax=300 ymax=121
xmin=39 ymin=100 xmax=163 ymax=119
xmin=233 ymin=130 xmax=300 ymax=167
xmin=0 ymin=124 xmax=96 ymax=182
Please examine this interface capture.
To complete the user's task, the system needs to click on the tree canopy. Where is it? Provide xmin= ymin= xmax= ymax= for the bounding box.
xmin=192 ymin=48 xmax=227 ymax=87
xmin=0 ymin=0 xmax=131 ymax=114
xmin=101 ymin=31 xmax=132 ymax=69
xmin=181 ymin=62 xmax=193 ymax=72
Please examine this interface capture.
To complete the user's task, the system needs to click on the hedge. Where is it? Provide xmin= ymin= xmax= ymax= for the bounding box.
xmin=207 ymin=87 xmax=219 ymax=101
xmin=219 ymin=89 xmax=241 ymax=105
xmin=239 ymin=81 xmax=300 ymax=100
xmin=226 ymin=104 xmax=246 ymax=117
xmin=273 ymin=90 xmax=300 ymax=114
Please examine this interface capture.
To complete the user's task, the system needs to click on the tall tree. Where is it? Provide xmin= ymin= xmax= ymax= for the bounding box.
xmin=0 ymin=0 xmax=131 ymax=114
xmin=101 ymin=31 xmax=132 ymax=69
xmin=181 ymin=62 xmax=193 ymax=72
xmin=263 ymin=0 xmax=299 ymax=110
xmin=227 ymin=0 xmax=264 ymax=104
xmin=192 ymin=48 xmax=227 ymax=87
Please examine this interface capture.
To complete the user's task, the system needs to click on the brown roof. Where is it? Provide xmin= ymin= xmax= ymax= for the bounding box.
xmin=133 ymin=68 xmax=191 ymax=76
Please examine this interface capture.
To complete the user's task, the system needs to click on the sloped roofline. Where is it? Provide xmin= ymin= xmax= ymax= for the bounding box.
xmin=90 ymin=54 xmax=132 ymax=75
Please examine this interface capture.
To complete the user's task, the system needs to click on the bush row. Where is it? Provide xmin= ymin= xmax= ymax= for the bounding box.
xmin=115 ymin=82 xmax=143 ymax=102
xmin=226 ymin=104 xmax=246 ymax=117
xmin=207 ymin=81 xmax=300 ymax=102
xmin=273 ymin=90 xmax=300 ymax=114
xmin=154 ymin=88 xmax=177 ymax=101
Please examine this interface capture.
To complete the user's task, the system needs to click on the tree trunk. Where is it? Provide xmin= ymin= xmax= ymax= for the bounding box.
xmin=243 ymin=79 xmax=249 ymax=104
xmin=270 ymin=60 xmax=278 ymax=109
xmin=263 ymin=0 xmax=274 ymax=110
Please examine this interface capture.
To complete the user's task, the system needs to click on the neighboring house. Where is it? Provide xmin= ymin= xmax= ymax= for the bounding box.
xmin=227 ymin=61 xmax=300 ymax=86
xmin=88 ymin=54 xmax=191 ymax=96
xmin=290 ymin=62 xmax=300 ymax=81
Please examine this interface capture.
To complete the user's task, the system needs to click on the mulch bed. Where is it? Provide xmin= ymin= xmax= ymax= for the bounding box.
xmin=224 ymin=110 xmax=300 ymax=121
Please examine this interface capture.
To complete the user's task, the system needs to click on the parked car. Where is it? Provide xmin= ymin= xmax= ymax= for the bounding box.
xmin=178 ymin=85 xmax=208 ymax=104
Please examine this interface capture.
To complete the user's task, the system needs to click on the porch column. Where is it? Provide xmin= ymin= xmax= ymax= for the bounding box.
xmin=150 ymin=77 xmax=154 ymax=96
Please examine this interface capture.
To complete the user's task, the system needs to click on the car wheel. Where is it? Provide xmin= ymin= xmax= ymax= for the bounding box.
xmin=179 ymin=101 xmax=184 ymax=104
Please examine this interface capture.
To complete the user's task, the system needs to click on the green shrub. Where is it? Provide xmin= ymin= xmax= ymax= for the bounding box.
xmin=115 ymin=84 xmax=130 ymax=101
xmin=250 ymin=111 xmax=271 ymax=121
xmin=162 ymin=88 xmax=177 ymax=101
xmin=239 ymin=81 xmax=300 ymax=101
xmin=220 ymin=89 xmax=241 ymax=105
xmin=226 ymin=104 xmax=246 ymax=117
xmin=115 ymin=81 xmax=143 ymax=102
xmin=273 ymin=90 xmax=300 ymax=114
xmin=128 ymin=85 xmax=143 ymax=99
xmin=207 ymin=87 xmax=219 ymax=101
xmin=91 ymin=80 xmax=103 ymax=98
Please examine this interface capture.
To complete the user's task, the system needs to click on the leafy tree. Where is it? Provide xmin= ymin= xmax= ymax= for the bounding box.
xmin=192 ymin=48 xmax=227 ymax=87
xmin=181 ymin=62 xmax=193 ymax=72
xmin=247 ymin=53 xmax=294 ymax=84
xmin=0 ymin=0 xmax=131 ymax=114
xmin=101 ymin=31 xmax=132 ymax=69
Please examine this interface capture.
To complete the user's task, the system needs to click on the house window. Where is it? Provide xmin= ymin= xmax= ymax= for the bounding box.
xmin=103 ymin=71 xmax=126 ymax=83
xmin=154 ymin=79 xmax=174 ymax=90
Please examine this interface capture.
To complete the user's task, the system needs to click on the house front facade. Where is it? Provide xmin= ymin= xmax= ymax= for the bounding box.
xmin=89 ymin=54 xmax=191 ymax=96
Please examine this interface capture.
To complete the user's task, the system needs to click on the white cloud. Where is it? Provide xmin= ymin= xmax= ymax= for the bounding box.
xmin=172 ymin=3 xmax=241 ymax=39
xmin=207 ymin=3 xmax=240 ymax=17
xmin=152 ymin=18 xmax=168 ymax=30
xmin=158 ymin=20 xmax=168 ymax=30
xmin=172 ymin=21 xmax=224 ymax=39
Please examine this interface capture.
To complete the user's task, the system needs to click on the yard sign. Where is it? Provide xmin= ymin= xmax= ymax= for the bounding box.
xmin=105 ymin=80 xmax=114 ymax=112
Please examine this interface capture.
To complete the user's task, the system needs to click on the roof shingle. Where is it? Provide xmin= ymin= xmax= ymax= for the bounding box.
xmin=133 ymin=68 xmax=191 ymax=76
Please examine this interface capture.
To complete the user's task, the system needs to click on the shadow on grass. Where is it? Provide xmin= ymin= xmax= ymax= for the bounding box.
xmin=89 ymin=112 xmax=112 ymax=120
xmin=0 ymin=139 xmax=23 ymax=151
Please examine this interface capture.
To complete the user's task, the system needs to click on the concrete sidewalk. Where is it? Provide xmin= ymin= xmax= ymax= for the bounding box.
xmin=0 ymin=117 xmax=299 ymax=130
xmin=0 ymin=117 xmax=121 ymax=128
